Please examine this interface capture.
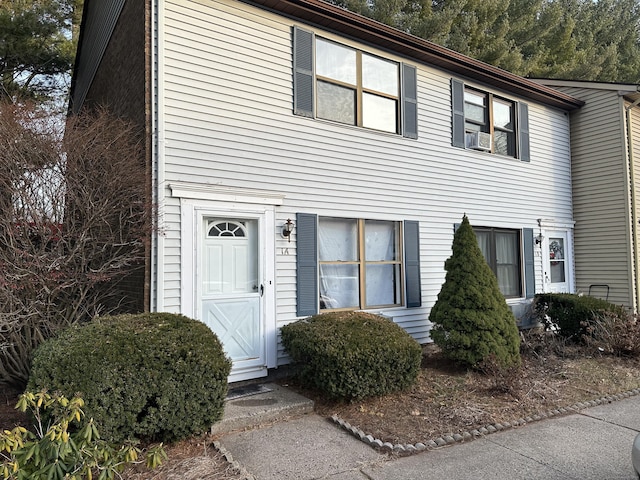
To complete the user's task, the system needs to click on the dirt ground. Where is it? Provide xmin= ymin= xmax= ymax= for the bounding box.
xmin=2 ymin=331 xmax=640 ymax=478
xmin=310 ymin=337 xmax=640 ymax=445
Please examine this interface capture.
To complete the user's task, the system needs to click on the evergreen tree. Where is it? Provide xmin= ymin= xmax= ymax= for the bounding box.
xmin=352 ymin=0 xmax=640 ymax=84
xmin=0 ymin=0 xmax=83 ymax=103
xmin=429 ymin=215 xmax=521 ymax=368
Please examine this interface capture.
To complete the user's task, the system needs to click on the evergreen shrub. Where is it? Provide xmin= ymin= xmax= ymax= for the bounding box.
xmin=28 ymin=313 xmax=231 ymax=443
xmin=533 ymin=293 xmax=628 ymax=340
xmin=429 ymin=215 xmax=521 ymax=368
xmin=281 ymin=311 xmax=422 ymax=401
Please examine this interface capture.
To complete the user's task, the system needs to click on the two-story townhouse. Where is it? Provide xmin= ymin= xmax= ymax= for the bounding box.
xmin=537 ymin=80 xmax=640 ymax=312
xmin=71 ymin=0 xmax=583 ymax=381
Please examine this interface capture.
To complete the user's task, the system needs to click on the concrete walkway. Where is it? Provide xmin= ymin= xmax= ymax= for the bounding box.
xmin=214 ymin=384 xmax=640 ymax=480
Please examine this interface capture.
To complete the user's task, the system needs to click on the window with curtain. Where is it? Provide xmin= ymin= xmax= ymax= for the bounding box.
xmin=315 ymin=38 xmax=400 ymax=134
xmin=293 ymin=27 xmax=418 ymax=138
xmin=475 ymin=227 xmax=522 ymax=297
xmin=318 ymin=217 xmax=402 ymax=309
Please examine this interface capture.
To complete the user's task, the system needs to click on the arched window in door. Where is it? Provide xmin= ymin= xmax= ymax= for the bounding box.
xmin=207 ymin=220 xmax=247 ymax=238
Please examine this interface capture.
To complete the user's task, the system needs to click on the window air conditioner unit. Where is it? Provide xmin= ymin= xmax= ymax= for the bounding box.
xmin=467 ymin=131 xmax=492 ymax=151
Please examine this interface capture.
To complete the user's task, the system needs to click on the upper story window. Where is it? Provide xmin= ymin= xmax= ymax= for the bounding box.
xmin=293 ymin=27 xmax=418 ymax=139
xmin=315 ymin=39 xmax=399 ymax=133
xmin=452 ymin=79 xmax=530 ymax=161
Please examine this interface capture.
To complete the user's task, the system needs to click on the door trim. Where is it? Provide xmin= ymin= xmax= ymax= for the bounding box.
xmin=542 ymin=229 xmax=574 ymax=294
xmin=180 ymin=198 xmax=277 ymax=381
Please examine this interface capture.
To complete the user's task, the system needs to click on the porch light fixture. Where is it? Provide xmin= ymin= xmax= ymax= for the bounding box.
xmin=282 ymin=218 xmax=294 ymax=242
xmin=535 ymin=218 xmax=544 ymax=246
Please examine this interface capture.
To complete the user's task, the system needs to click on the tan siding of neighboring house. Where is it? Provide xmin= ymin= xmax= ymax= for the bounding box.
xmin=158 ymin=0 xmax=574 ymax=358
xmin=629 ymin=102 xmax=640 ymax=311
xmin=554 ymin=86 xmax=634 ymax=308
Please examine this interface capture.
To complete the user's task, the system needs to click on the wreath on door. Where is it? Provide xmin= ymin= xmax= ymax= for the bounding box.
xmin=549 ymin=240 xmax=563 ymax=266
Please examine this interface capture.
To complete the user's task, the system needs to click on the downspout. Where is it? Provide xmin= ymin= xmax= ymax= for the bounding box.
xmin=151 ymin=0 xmax=166 ymax=312
xmin=626 ymin=95 xmax=640 ymax=313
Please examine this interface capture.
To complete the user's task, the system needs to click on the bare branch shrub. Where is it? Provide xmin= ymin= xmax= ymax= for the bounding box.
xmin=0 ymin=103 xmax=151 ymax=387
xmin=581 ymin=311 xmax=640 ymax=357
xmin=477 ymin=353 xmax=524 ymax=399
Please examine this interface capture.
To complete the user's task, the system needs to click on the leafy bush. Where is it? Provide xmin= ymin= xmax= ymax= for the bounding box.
xmin=281 ymin=311 xmax=422 ymax=401
xmin=581 ymin=311 xmax=640 ymax=357
xmin=0 ymin=391 xmax=166 ymax=480
xmin=533 ymin=293 xmax=628 ymax=340
xmin=28 ymin=313 xmax=231 ymax=443
xmin=429 ymin=215 xmax=521 ymax=368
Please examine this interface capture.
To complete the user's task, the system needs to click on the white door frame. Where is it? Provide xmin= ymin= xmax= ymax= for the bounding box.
xmin=541 ymin=228 xmax=574 ymax=294
xmin=180 ymin=198 xmax=277 ymax=382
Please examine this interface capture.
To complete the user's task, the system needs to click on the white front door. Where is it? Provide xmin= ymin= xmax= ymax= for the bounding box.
xmin=200 ymin=218 xmax=265 ymax=379
xmin=544 ymin=231 xmax=570 ymax=293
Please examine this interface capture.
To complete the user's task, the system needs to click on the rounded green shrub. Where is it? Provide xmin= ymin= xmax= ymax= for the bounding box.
xmin=28 ymin=312 xmax=231 ymax=443
xmin=533 ymin=293 xmax=629 ymax=340
xmin=429 ymin=215 xmax=521 ymax=369
xmin=281 ymin=311 xmax=422 ymax=401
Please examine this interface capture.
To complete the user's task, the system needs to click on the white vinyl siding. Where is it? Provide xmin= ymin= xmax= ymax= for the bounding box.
xmin=553 ymin=85 xmax=634 ymax=309
xmin=159 ymin=0 xmax=574 ymax=360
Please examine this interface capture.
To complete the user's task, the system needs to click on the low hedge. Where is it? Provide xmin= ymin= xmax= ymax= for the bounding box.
xmin=533 ymin=293 xmax=628 ymax=340
xmin=281 ymin=311 xmax=422 ymax=401
xmin=28 ymin=313 xmax=231 ymax=443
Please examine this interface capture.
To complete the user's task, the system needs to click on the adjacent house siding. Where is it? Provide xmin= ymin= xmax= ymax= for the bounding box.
xmin=159 ymin=0 xmax=574 ymax=352
xmin=629 ymin=102 xmax=640 ymax=311
xmin=553 ymin=86 xmax=633 ymax=308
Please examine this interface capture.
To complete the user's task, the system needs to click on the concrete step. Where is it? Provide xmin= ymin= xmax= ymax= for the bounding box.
xmin=211 ymin=382 xmax=314 ymax=436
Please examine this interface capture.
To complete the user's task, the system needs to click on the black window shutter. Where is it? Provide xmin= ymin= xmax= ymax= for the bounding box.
xmin=404 ymin=220 xmax=421 ymax=308
xmin=402 ymin=64 xmax=418 ymax=139
xmin=296 ymin=213 xmax=318 ymax=316
xmin=293 ymin=27 xmax=314 ymax=118
xmin=451 ymin=79 xmax=465 ymax=148
xmin=519 ymin=102 xmax=530 ymax=162
xmin=523 ymin=227 xmax=535 ymax=298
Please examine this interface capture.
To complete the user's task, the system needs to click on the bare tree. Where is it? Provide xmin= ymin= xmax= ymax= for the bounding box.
xmin=0 ymin=103 xmax=152 ymax=387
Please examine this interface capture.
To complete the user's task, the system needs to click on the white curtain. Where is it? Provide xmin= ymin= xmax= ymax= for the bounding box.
xmin=365 ymin=220 xmax=398 ymax=307
xmin=496 ymin=232 xmax=518 ymax=296
xmin=477 ymin=230 xmax=518 ymax=297
xmin=318 ymin=218 xmax=399 ymax=308
xmin=319 ymin=218 xmax=359 ymax=308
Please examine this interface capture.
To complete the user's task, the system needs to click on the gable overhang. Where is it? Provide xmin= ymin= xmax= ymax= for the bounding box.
xmin=244 ymin=0 xmax=584 ymax=111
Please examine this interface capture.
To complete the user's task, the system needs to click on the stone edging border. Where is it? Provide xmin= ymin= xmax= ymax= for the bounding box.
xmin=330 ymin=388 xmax=640 ymax=455
xmin=212 ymin=440 xmax=257 ymax=480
